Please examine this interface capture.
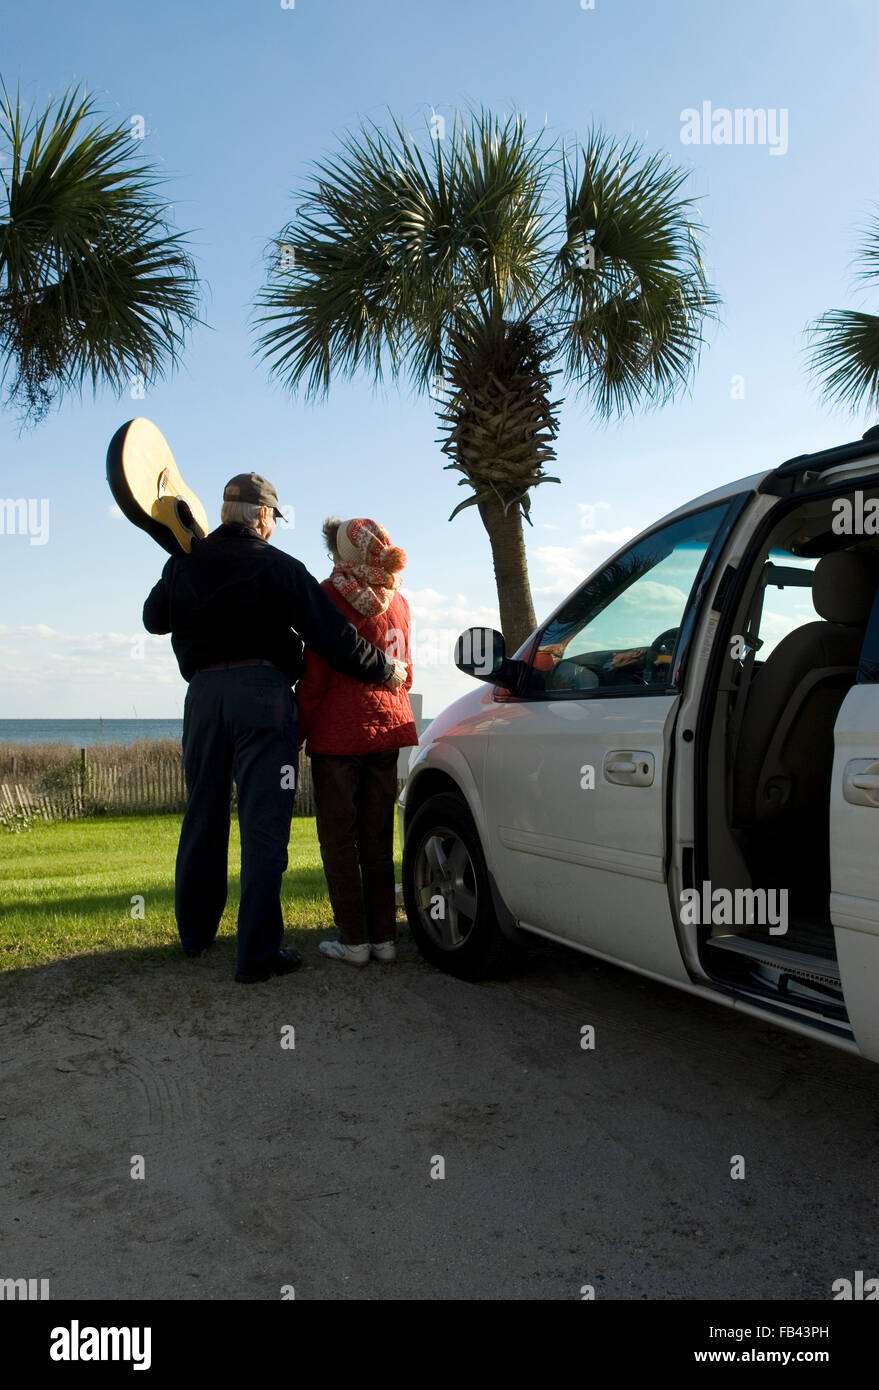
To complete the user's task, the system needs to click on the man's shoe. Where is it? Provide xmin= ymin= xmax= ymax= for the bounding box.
xmin=183 ymin=944 xmax=212 ymax=959
xmin=235 ymin=947 xmax=302 ymax=984
xmin=319 ymin=940 xmax=370 ymax=966
xmin=369 ymin=940 xmax=397 ymax=962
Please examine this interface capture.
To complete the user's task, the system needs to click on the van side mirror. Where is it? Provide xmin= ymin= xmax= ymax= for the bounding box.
xmin=454 ymin=628 xmax=523 ymax=691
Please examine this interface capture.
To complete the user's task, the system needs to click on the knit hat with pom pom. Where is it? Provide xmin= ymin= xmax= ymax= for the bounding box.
xmin=328 ymin=517 xmax=406 ymax=617
xmin=335 ymin=518 xmax=406 ymax=576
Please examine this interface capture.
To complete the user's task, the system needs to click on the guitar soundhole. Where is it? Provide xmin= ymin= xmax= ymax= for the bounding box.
xmin=174 ymin=499 xmax=205 ymax=538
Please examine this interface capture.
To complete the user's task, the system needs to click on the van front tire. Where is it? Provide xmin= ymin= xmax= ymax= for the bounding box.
xmin=402 ymin=792 xmax=514 ymax=981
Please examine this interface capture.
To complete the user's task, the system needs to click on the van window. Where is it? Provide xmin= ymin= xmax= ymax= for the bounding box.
xmin=527 ymin=501 xmax=731 ymax=696
xmin=755 ymin=553 xmax=818 ymax=659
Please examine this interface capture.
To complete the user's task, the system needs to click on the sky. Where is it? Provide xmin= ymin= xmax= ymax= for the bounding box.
xmin=1 ymin=0 xmax=878 ymax=718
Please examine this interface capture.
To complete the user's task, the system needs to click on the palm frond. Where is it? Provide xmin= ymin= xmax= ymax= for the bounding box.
xmin=548 ymin=127 xmax=718 ymax=416
xmin=252 ymin=107 xmax=555 ymax=398
xmin=806 ymin=212 xmax=879 ymax=414
xmin=0 ymin=81 xmax=201 ymax=421
xmin=806 ymin=310 xmax=879 ymax=414
xmin=852 ymin=210 xmax=879 ymax=286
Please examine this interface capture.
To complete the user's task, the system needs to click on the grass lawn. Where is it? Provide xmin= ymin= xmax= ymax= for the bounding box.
xmin=0 ymin=814 xmax=403 ymax=972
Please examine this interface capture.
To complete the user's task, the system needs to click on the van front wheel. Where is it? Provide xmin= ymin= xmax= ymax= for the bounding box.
xmin=402 ymin=792 xmax=513 ymax=980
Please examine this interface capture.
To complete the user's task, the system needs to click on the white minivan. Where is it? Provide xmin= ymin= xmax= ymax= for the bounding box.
xmin=400 ymin=426 xmax=879 ymax=1063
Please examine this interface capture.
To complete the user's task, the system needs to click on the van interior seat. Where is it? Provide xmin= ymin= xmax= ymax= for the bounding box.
xmin=732 ymin=549 xmax=879 ymax=845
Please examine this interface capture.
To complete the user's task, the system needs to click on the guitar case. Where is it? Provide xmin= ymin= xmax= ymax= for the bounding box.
xmin=106 ymin=418 xmax=209 ymax=557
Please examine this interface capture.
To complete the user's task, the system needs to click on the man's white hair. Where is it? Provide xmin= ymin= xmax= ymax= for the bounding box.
xmin=221 ymin=500 xmax=263 ymax=528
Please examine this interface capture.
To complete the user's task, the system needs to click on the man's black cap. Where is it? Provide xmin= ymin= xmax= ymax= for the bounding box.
xmin=224 ymin=472 xmax=284 ymax=520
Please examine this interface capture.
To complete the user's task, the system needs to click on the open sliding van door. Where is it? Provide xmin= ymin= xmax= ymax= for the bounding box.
xmin=830 ymin=596 xmax=879 ymax=1061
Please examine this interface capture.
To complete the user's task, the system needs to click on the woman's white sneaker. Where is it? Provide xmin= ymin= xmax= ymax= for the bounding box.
xmin=370 ymin=940 xmax=397 ymax=962
xmin=319 ymin=940 xmax=370 ymax=966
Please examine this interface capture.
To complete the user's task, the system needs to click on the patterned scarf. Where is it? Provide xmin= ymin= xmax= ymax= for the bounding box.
xmin=331 ymin=562 xmax=401 ymax=617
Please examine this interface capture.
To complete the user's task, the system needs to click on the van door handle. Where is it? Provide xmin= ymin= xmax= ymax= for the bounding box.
xmin=843 ymin=759 xmax=879 ymax=806
xmin=604 ymin=751 xmax=655 ymax=786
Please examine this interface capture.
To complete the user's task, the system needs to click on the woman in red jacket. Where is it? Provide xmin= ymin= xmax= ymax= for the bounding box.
xmin=296 ymin=517 xmax=418 ymax=965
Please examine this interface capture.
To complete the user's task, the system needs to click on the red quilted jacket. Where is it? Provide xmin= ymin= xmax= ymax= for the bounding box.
xmin=296 ymin=582 xmax=418 ymax=756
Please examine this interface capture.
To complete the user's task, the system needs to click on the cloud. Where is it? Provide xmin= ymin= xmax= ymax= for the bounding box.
xmin=531 ymin=526 xmax=639 ymax=598
xmin=0 ymin=622 xmax=57 ymax=639
xmin=404 ymin=586 xmax=499 ymax=631
xmin=620 ymin=579 xmax=688 ymax=613
xmin=576 ymin=502 xmax=611 ymax=530
xmin=758 ymin=600 xmax=818 ymax=657
xmin=400 ymin=586 xmax=500 ymax=675
xmin=0 ymin=625 xmax=182 ymax=716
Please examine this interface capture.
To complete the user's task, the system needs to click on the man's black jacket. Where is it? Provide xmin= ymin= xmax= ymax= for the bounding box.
xmin=142 ymin=524 xmax=394 ymax=687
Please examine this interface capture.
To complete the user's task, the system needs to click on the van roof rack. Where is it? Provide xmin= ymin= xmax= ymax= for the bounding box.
xmin=761 ymin=425 xmax=879 ymax=491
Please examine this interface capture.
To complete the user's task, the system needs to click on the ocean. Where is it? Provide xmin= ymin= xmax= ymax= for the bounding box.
xmin=0 ymin=720 xmax=184 ymax=747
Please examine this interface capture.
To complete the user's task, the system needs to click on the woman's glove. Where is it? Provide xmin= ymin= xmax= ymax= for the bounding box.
xmin=383 ymin=658 xmax=408 ymax=692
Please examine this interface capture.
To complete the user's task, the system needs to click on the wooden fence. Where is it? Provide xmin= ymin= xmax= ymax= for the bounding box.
xmin=0 ymin=696 xmax=422 ymax=825
xmin=0 ymin=750 xmax=321 ymax=822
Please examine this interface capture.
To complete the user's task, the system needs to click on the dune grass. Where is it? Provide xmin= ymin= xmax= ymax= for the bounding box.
xmin=0 ymin=739 xmax=183 ymax=787
xmin=0 ymin=814 xmax=402 ymax=972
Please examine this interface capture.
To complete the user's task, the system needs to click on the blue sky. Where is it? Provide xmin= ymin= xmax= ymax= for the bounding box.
xmin=2 ymin=0 xmax=878 ymax=717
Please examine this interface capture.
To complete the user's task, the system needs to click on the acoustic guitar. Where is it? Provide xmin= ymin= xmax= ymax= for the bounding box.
xmin=106 ymin=418 xmax=209 ymax=556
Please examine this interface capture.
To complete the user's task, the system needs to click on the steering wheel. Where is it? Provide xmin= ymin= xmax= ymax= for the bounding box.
xmin=547 ymin=658 xmax=600 ymax=692
xmin=641 ymin=627 xmax=680 ymax=685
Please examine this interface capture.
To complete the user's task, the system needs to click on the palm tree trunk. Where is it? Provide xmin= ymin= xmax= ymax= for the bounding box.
xmin=477 ymin=494 xmax=537 ymax=653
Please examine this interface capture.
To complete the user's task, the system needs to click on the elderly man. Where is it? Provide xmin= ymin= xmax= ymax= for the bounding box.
xmin=143 ymin=472 xmax=406 ymax=983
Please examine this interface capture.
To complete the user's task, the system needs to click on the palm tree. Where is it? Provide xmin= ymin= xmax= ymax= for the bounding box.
xmin=0 ymin=83 xmax=200 ymax=423
xmin=807 ymin=212 xmax=879 ymax=416
xmin=253 ymin=110 xmax=717 ymax=651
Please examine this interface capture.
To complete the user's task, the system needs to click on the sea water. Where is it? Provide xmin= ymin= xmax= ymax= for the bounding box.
xmin=0 ymin=720 xmax=184 ymax=747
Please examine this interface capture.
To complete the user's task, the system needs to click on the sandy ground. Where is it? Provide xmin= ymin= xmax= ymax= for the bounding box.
xmin=2 ymin=925 xmax=879 ymax=1301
